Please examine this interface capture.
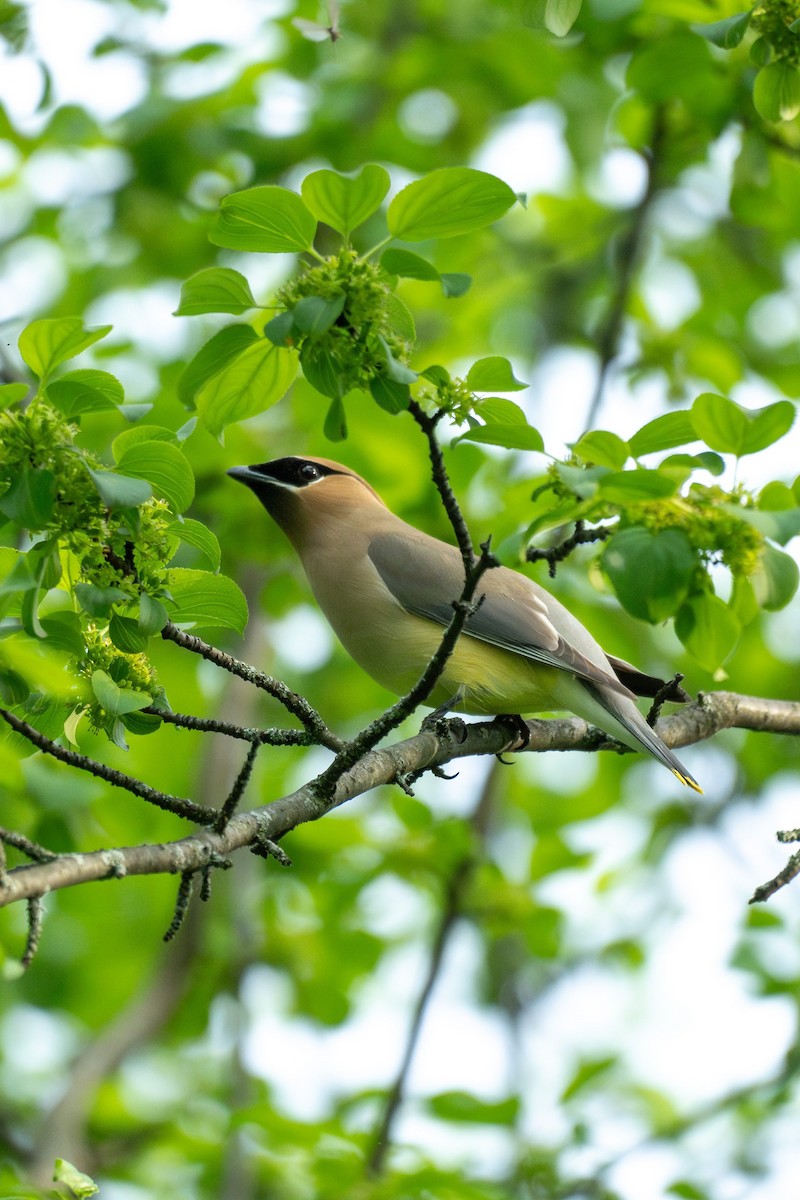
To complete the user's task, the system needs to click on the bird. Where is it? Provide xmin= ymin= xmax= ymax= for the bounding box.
xmin=228 ymin=455 xmax=702 ymax=792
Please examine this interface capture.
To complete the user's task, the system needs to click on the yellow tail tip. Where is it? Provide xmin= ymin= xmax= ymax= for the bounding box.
xmin=673 ymin=769 xmax=703 ymax=794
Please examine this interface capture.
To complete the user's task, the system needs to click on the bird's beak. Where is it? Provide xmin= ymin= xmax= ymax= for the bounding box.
xmin=227 ymin=464 xmax=262 ymax=486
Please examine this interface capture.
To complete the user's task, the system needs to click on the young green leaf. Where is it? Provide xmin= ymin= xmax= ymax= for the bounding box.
xmin=165 ymin=568 xmax=248 ymax=634
xmin=456 ymin=424 xmax=544 ymax=452
xmin=112 ymin=424 xmax=178 ymax=458
xmin=323 ymin=395 xmax=348 ymax=441
xmin=381 ymin=248 xmax=440 ymax=281
xmin=691 ymin=393 xmax=795 ymax=456
xmin=264 ymin=310 xmax=298 ymax=347
xmin=629 ymin=410 xmax=697 ymax=456
xmin=753 ymin=62 xmax=800 ymax=123
xmin=178 ymin=324 xmax=260 ymax=408
xmin=0 ymin=468 xmax=56 ymax=529
xmin=598 ymin=469 xmax=678 ymax=503
xmin=86 ymin=468 xmax=153 ymax=509
xmin=197 ymin=339 xmax=297 ymax=437
xmin=0 ymin=382 xmax=28 ymax=408
xmin=74 ymin=583 xmax=130 ymax=617
xmin=694 ymin=10 xmax=751 ymax=48
xmin=474 ymin=397 xmax=528 ymax=424
xmin=138 ymin=592 xmax=171 ymax=635
xmin=174 ymin=267 xmax=257 ymax=316
xmin=377 ymin=336 xmax=417 ymax=383
xmin=439 ymin=272 xmax=471 ymax=297
xmin=169 ymin=518 xmax=221 ymax=571
xmin=19 ymin=317 xmax=112 ymax=381
xmin=602 ymin=527 xmax=695 ymax=622
xmin=301 ymin=164 xmax=390 ymax=236
xmin=370 ymin=375 xmax=410 ymax=413
xmin=571 ymin=431 xmax=630 ymax=470
xmin=465 ymin=356 xmax=527 ymax=392
xmin=210 ymin=186 xmax=317 ymax=253
xmin=91 ymin=669 xmax=152 ymax=716
xmin=114 ymin=441 xmax=195 ymax=513
xmin=545 ymin=0 xmax=582 ymax=37
xmin=300 ymin=344 xmax=343 ymax=399
xmin=387 ymin=167 xmax=517 ymax=241
xmin=109 ymin=612 xmax=149 ymax=653
xmin=46 ymin=369 xmax=124 ymax=417
xmin=292 ymin=292 xmax=346 ymax=334
xmin=675 ymin=592 xmax=740 ymax=672
xmin=752 ymin=543 xmax=799 ymax=611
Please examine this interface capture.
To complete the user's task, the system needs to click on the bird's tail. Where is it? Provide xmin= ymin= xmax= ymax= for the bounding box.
xmin=586 ymin=682 xmax=703 ymax=793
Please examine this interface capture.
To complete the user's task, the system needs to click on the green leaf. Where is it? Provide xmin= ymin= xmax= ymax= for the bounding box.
xmin=439 ymin=272 xmax=472 ymax=297
xmin=675 ymin=593 xmax=741 ymax=672
xmin=264 ymin=310 xmax=298 ymax=347
xmin=39 ymin=610 xmax=84 ymax=656
xmin=210 ymin=186 xmax=317 ymax=253
xmin=753 ymin=63 xmax=800 ymax=122
xmin=138 ymin=592 xmax=171 ymax=636
xmin=377 ymin=337 xmax=417 ymax=384
xmin=722 ymin=502 xmax=800 ymax=546
xmin=740 ymin=400 xmax=795 ymax=454
xmin=384 ymin=293 xmax=416 ymax=344
xmin=426 ymin=1090 xmax=521 ymax=1126
xmin=74 ymin=583 xmax=130 ymax=617
xmin=0 ymin=468 xmax=55 ymax=529
xmin=292 ymin=292 xmax=345 ymax=334
xmin=174 ymin=267 xmax=257 ymax=316
xmin=602 ymin=527 xmax=695 ymax=622
xmin=545 ymin=0 xmax=582 ymax=37
xmin=300 ymin=344 xmax=343 ymax=399
xmin=474 ymin=397 xmax=528 ymax=424
xmin=381 ymin=248 xmax=440 ymax=281
xmin=598 ymin=469 xmax=678 ymax=503
xmin=751 ymin=543 xmax=799 ymax=611
xmin=758 ymin=481 xmax=796 ymax=511
xmin=694 ymin=10 xmax=751 ymax=48
xmin=387 ymin=167 xmax=517 ymax=241
xmin=301 ymin=164 xmax=390 ymax=236
xmin=691 ymin=393 xmax=795 ymax=456
xmin=109 ymin=612 xmax=149 ymax=653
xmin=0 ymin=382 xmax=29 ymax=408
xmin=466 ymin=356 xmax=527 ymax=392
xmin=45 ymin=369 xmax=124 ymax=417
xmin=555 ymin=463 xmax=609 ymax=499
xmin=18 ymin=317 xmax=112 ymax=381
xmin=369 ymin=375 xmax=410 ymax=414
xmin=660 ymin=451 xmax=725 ymax=477
xmin=571 ymin=431 xmax=630 ymax=469
xmin=178 ymin=324 xmax=260 ymax=408
xmin=111 ymin=424 xmax=177 ymax=458
xmin=114 ymin=441 xmax=195 ymax=513
xmin=629 ymin=411 xmax=698 ymax=456
xmin=170 ymin=518 xmax=221 ymax=571
xmin=53 ymin=1159 xmax=99 ymax=1199
xmin=456 ymin=424 xmax=544 ymax=452
xmin=91 ymin=669 xmax=152 ymax=717
xmin=197 ymin=339 xmax=297 ymax=437
xmin=86 ymin=468 xmax=152 ymax=509
xmin=323 ymin=395 xmax=348 ymax=441
xmin=165 ymin=568 xmax=248 ymax=634
xmin=561 ymin=1056 xmax=616 ymax=1101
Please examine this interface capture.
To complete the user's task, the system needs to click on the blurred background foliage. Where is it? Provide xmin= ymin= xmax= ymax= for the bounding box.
xmin=1 ymin=0 xmax=800 ymax=1198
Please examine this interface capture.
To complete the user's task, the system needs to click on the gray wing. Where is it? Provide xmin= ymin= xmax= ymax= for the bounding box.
xmin=368 ymin=530 xmax=634 ymax=699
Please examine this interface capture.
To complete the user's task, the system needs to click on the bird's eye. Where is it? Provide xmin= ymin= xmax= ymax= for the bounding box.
xmin=298 ymin=462 xmax=321 ymax=483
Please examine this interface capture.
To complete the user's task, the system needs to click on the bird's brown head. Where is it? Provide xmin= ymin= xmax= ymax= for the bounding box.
xmin=227 ymin=456 xmax=385 ymax=549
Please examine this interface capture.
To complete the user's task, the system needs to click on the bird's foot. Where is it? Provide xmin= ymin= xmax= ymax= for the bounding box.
xmin=421 ymin=698 xmax=468 ymax=746
xmin=491 ymin=713 xmax=531 ymax=761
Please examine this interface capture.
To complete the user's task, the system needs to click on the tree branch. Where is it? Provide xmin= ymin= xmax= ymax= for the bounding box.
xmin=1 ymin=690 xmax=798 ymax=909
xmin=584 ymin=106 xmax=667 ymax=432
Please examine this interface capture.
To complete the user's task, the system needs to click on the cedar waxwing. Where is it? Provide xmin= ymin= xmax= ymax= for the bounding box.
xmin=228 ymin=456 xmax=701 ymax=792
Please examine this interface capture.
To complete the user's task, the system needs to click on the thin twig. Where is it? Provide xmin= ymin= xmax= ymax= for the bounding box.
xmin=160 ymin=622 xmax=341 ymax=750
xmin=21 ymin=897 xmax=44 ymax=969
xmin=0 ymin=707 xmax=215 ymax=826
xmin=526 ymin=520 xmax=611 ymax=578
xmin=142 ymin=706 xmax=313 ymax=747
xmin=164 ymin=871 xmax=194 ymax=942
xmin=408 ymin=398 xmax=476 ymax=569
xmin=368 ymin=763 xmax=499 ymax=1175
xmin=215 ymin=741 xmax=259 ymax=833
xmin=584 ymin=107 xmax=667 ymax=432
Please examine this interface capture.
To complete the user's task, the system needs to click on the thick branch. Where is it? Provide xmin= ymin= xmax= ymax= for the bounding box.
xmin=1 ymin=690 xmax=797 ymax=908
